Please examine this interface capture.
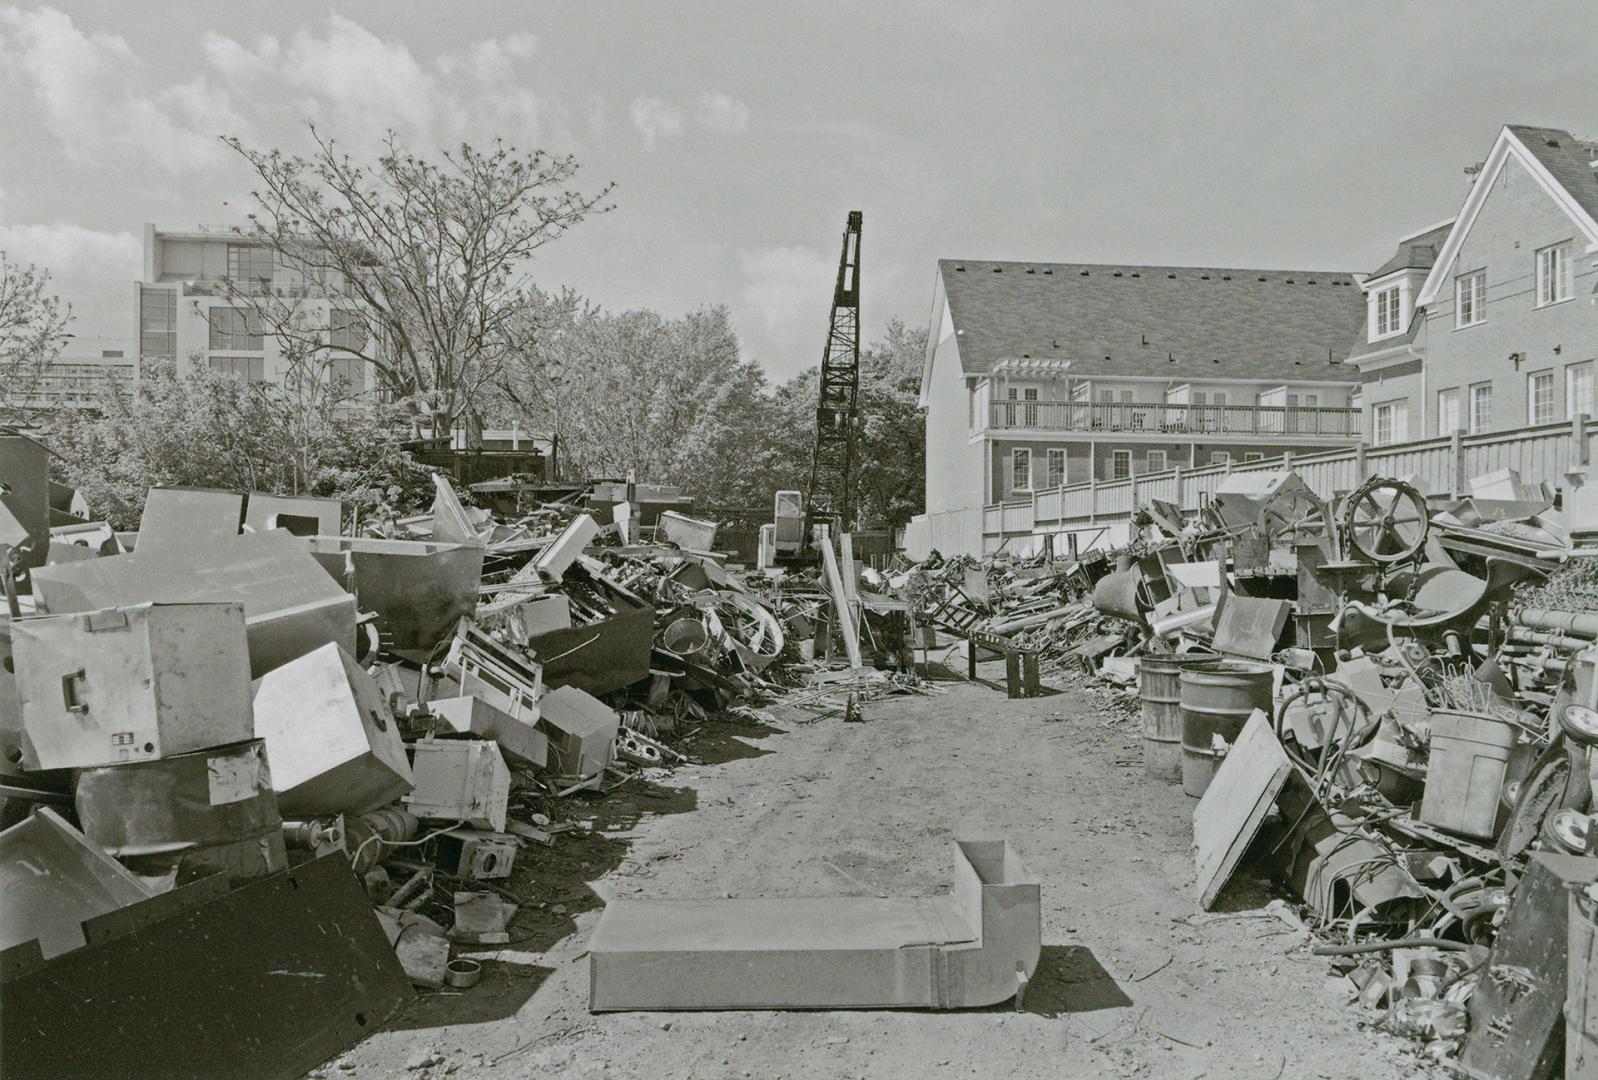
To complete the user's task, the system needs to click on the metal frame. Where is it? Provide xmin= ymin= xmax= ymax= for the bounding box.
xmin=805 ymin=211 xmax=862 ymax=536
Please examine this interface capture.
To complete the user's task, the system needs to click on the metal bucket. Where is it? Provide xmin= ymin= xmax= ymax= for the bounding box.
xmin=1179 ymin=661 xmax=1274 ymax=797
xmin=1570 ymin=888 xmax=1598 ymax=1077
xmin=1138 ymin=653 xmax=1216 ymax=783
xmin=73 ymin=738 xmax=287 ymax=885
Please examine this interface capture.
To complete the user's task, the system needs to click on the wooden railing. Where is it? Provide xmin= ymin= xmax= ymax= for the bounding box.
xmin=987 ymin=399 xmax=1362 ymax=437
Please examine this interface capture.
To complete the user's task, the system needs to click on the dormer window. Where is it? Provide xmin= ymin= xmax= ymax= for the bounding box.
xmin=1374 ymin=285 xmax=1403 ymax=337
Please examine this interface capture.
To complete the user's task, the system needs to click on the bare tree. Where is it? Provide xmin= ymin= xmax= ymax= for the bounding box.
xmin=223 ymin=126 xmax=613 ymax=429
xmin=0 ymin=253 xmax=72 ymax=421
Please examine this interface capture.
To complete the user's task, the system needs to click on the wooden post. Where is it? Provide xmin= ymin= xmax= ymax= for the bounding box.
xmin=1173 ymin=465 xmax=1185 ymax=511
xmin=1577 ymin=412 xmax=1592 ymax=467
xmin=1451 ymin=428 xmax=1466 ymax=498
xmin=1283 ymin=451 xmax=1295 ymax=474
xmin=1355 ymin=441 xmax=1367 ymax=480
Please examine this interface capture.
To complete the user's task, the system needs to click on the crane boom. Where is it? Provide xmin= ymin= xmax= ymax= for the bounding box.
xmin=804 ymin=210 xmax=862 ymax=537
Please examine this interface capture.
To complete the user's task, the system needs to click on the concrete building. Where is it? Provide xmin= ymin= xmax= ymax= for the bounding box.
xmin=1347 ymin=125 xmax=1598 ymax=443
xmin=2 ymin=335 xmax=135 ymax=413
xmin=915 ymin=260 xmax=1366 ymax=555
xmin=136 ymin=224 xmax=372 ymax=395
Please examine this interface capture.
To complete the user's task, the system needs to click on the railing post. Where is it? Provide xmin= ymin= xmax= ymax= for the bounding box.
xmin=1577 ymin=412 xmax=1592 ymax=467
xmin=1451 ymin=428 xmax=1466 ymax=498
xmin=1172 ymin=465 xmax=1184 ymax=509
xmin=1089 ymin=477 xmax=1098 ymax=522
xmin=1283 ymin=450 xmax=1294 ymax=475
xmin=1355 ymin=441 xmax=1367 ymax=480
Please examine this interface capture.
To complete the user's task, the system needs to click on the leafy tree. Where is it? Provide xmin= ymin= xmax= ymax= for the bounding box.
xmin=222 ymin=126 xmax=613 ymax=428
xmin=0 ymin=253 xmax=72 ymax=422
xmin=48 ymin=367 xmax=432 ymax=530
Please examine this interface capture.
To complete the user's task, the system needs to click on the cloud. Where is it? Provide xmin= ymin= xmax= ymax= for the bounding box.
xmin=737 ymin=244 xmax=836 ymax=339
xmin=0 ymin=6 xmax=231 ymax=172
xmin=630 ymin=96 xmax=686 ymax=147
xmin=0 ymin=197 xmax=141 ymax=335
xmin=696 ymin=92 xmax=750 ymax=133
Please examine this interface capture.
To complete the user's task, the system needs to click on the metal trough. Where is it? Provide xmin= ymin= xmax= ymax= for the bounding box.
xmin=587 ymin=838 xmax=1040 ymax=1011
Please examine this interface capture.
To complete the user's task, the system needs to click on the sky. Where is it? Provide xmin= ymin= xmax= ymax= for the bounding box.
xmin=1 ymin=1 xmax=1595 ymax=381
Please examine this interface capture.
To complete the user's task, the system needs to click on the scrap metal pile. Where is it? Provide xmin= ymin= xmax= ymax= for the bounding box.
xmin=0 ymin=430 xmax=900 ymax=1080
xmin=1062 ymin=467 xmax=1595 ymax=1076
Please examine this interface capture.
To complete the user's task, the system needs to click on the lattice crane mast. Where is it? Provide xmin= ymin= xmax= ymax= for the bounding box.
xmin=803 ymin=210 xmax=862 ymax=539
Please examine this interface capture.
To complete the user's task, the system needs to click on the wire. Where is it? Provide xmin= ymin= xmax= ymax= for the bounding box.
xmin=350 ymin=819 xmax=468 ymax=869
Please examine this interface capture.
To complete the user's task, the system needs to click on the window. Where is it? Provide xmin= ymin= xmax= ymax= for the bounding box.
xmin=1210 ymin=450 xmax=1230 ymax=466
xmin=1146 ymin=450 xmax=1167 ymax=472
xmin=1374 ymin=286 xmax=1402 ymax=337
xmin=1469 ymin=383 xmax=1492 ymax=434
xmin=1528 ymin=370 xmax=1555 ymax=425
xmin=1537 ymin=242 xmax=1573 ymax=306
xmin=327 ymin=357 xmax=366 ymax=394
xmin=1098 ymin=390 xmax=1113 ymax=403
xmin=1373 ymin=400 xmax=1409 ymax=446
xmin=1242 ymin=452 xmax=1264 ymax=462
xmin=1569 ymin=363 xmax=1595 ymax=420
xmin=1010 ymin=449 xmax=1032 ymax=492
xmin=139 ymin=285 xmax=176 ymax=362
xmin=208 ymin=307 xmax=263 ymax=350
xmin=227 ymin=244 xmax=274 ymax=283
xmin=208 ymin=355 xmax=264 ymax=382
xmin=1455 ymin=270 xmax=1486 ymax=328
xmin=1045 ymin=448 xmax=1065 ymax=488
xmin=1110 ymin=450 xmax=1131 ymax=479
xmin=329 ymin=309 xmax=369 ymax=351
xmin=1436 ymin=388 xmax=1461 ymax=434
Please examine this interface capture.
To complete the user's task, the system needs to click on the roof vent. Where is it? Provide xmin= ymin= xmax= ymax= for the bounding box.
xmin=1167 ymin=273 xmax=1176 ymax=279
xmin=1222 ymin=275 xmax=1232 ymax=281
xmin=992 ymin=267 xmax=1003 ymax=273
xmin=1211 ymin=358 xmax=1220 ymax=364
xmin=1113 ymin=271 xmax=1123 ymax=277
xmin=1131 ymin=272 xmax=1140 ymax=278
xmin=1026 ymin=268 xmax=1035 ymax=274
xmin=1022 ymin=353 xmax=1031 ymax=358
xmin=1285 ymin=278 xmax=1295 ymax=284
xmin=1258 ymin=276 xmax=1267 ymax=281
xmin=1080 ymin=270 xmax=1089 ymax=276
xmin=1307 ymin=279 xmax=1317 ymax=284
xmin=1547 ymin=138 xmax=1561 ymax=148
xmin=1043 ymin=268 xmax=1054 ymax=275
xmin=1201 ymin=275 xmax=1210 ymax=280
xmin=955 ymin=265 xmax=965 ymax=272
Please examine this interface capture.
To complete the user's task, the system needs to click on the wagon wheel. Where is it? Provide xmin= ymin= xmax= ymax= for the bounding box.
xmin=1261 ymin=487 xmax=1334 ymax=552
xmin=1343 ymin=479 xmax=1428 ymax=564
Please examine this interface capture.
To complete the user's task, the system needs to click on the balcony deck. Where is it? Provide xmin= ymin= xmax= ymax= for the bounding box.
xmin=987 ymin=400 xmax=1361 ymax=439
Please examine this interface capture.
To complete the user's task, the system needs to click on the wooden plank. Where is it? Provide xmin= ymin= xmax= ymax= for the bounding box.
xmin=1193 ymin=711 xmax=1292 ymax=910
xmin=818 ymin=529 xmax=862 ymax=669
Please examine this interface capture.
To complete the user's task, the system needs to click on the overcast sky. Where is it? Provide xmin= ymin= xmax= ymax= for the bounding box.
xmin=2 ymin=1 xmax=1594 ymax=380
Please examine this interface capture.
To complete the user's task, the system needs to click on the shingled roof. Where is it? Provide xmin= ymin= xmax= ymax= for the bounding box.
xmin=1366 ymin=222 xmax=1453 ymax=279
xmin=1509 ymin=124 xmax=1598 ymax=226
xmin=937 ymin=260 xmax=1364 ymax=384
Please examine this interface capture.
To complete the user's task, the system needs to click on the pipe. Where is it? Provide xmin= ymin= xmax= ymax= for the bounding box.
xmin=1151 ymin=603 xmax=1217 ymax=640
xmin=1311 ymin=938 xmax=1471 ymax=956
xmin=1509 ymin=607 xmax=1598 ymax=640
xmin=989 ymin=604 xmax=1080 ymax=635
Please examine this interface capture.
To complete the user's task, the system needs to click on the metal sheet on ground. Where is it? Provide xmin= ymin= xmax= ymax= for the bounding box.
xmin=1192 ymin=712 xmax=1292 ymax=909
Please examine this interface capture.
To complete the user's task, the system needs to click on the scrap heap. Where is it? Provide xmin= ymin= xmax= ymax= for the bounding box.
xmin=984 ymin=466 xmax=1594 ymax=1075
xmin=0 ymin=429 xmax=902 ymax=1079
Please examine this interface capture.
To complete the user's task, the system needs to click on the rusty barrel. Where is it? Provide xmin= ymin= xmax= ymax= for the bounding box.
xmin=73 ymin=738 xmax=286 ymax=885
xmin=1138 ymin=653 xmax=1215 ymax=783
xmin=1179 ymin=661 xmax=1274 ymax=797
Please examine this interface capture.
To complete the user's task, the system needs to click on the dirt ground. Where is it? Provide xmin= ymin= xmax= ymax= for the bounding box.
xmin=325 ymin=665 xmax=1437 ymax=1080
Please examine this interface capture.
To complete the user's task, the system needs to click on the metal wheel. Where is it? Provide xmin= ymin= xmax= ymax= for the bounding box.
xmin=1344 ymin=479 xmax=1428 ymax=563
xmin=1262 ymin=486 xmax=1334 ymax=551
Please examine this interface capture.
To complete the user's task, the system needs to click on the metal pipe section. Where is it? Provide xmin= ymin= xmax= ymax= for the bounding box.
xmin=1508 ymin=607 xmax=1598 ymax=640
xmin=1152 ymin=604 xmax=1218 ymax=641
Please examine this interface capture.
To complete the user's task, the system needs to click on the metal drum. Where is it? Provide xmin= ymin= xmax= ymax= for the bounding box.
xmin=1179 ymin=661 xmax=1273 ymax=797
xmin=73 ymin=738 xmax=286 ymax=885
xmin=1138 ymin=653 xmax=1215 ymax=783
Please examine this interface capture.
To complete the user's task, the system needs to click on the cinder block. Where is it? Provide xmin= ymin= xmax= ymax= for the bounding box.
xmin=252 ymin=642 xmax=413 ymax=816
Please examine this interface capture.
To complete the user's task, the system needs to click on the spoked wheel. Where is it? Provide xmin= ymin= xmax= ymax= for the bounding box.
xmin=1344 ymin=479 xmax=1428 ymax=563
xmin=1262 ymin=487 xmax=1334 ymax=552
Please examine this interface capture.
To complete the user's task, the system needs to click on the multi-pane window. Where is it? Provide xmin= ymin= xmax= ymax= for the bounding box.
xmin=1374 ymin=286 xmax=1402 ymax=336
xmin=329 ymin=309 xmax=369 ymax=351
xmin=1436 ymin=388 xmax=1461 ymax=434
xmin=1568 ymin=363 xmax=1595 ymax=420
xmin=208 ymin=307 xmax=264 ymax=350
xmin=327 ymin=357 xmax=366 ymax=394
xmin=1469 ymin=383 xmax=1492 ymax=434
xmin=1210 ymin=450 xmax=1230 ymax=466
xmin=208 ymin=355 xmax=264 ymax=382
xmin=1373 ymin=401 xmax=1408 ymax=446
xmin=1455 ymin=270 xmax=1486 ymax=328
xmin=1146 ymin=450 xmax=1167 ymax=472
xmin=1110 ymin=450 xmax=1131 ymax=479
xmin=1045 ymin=448 xmax=1065 ymax=488
xmin=139 ymin=285 xmax=176 ymax=362
xmin=1010 ymin=449 xmax=1032 ymax=492
xmin=1242 ymin=452 xmax=1264 ymax=462
xmin=1537 ymin=242 xmax=1572 ymax=306
xmin=227 ymin=244 xmax=274 ymax=283
xmin=1528 ymin=370 xmax=1555 ymax=425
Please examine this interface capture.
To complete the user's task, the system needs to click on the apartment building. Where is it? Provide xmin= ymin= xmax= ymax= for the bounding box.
xmin=915 ymin=259 xmax=1365 ymax=555
xmin=1 ymin=335 xmax=136 ymax=413
xmin=135 ymin=224 xmax=372 ymax=394
xmin=1347 ymin=125 xmax=1598 ymax=442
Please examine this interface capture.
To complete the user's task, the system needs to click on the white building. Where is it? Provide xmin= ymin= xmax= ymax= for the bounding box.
xmin=136 ymin=224 xmax=372 ymax=394
xmin=2 ymin=334 xmax=136 ymax=413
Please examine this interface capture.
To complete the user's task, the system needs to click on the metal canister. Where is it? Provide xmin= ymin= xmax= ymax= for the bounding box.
xmin=1179 ymin=661 xmax=1274 ymax=797
xmin=1138 ymin=653 xmax=1216 ymax=783
xmin=73 ymin=738 xmax=286 ymax=884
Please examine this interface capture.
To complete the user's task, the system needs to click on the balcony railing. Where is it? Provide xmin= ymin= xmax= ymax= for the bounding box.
xmin=987 ymin=400 xmax=1362 ymax=438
